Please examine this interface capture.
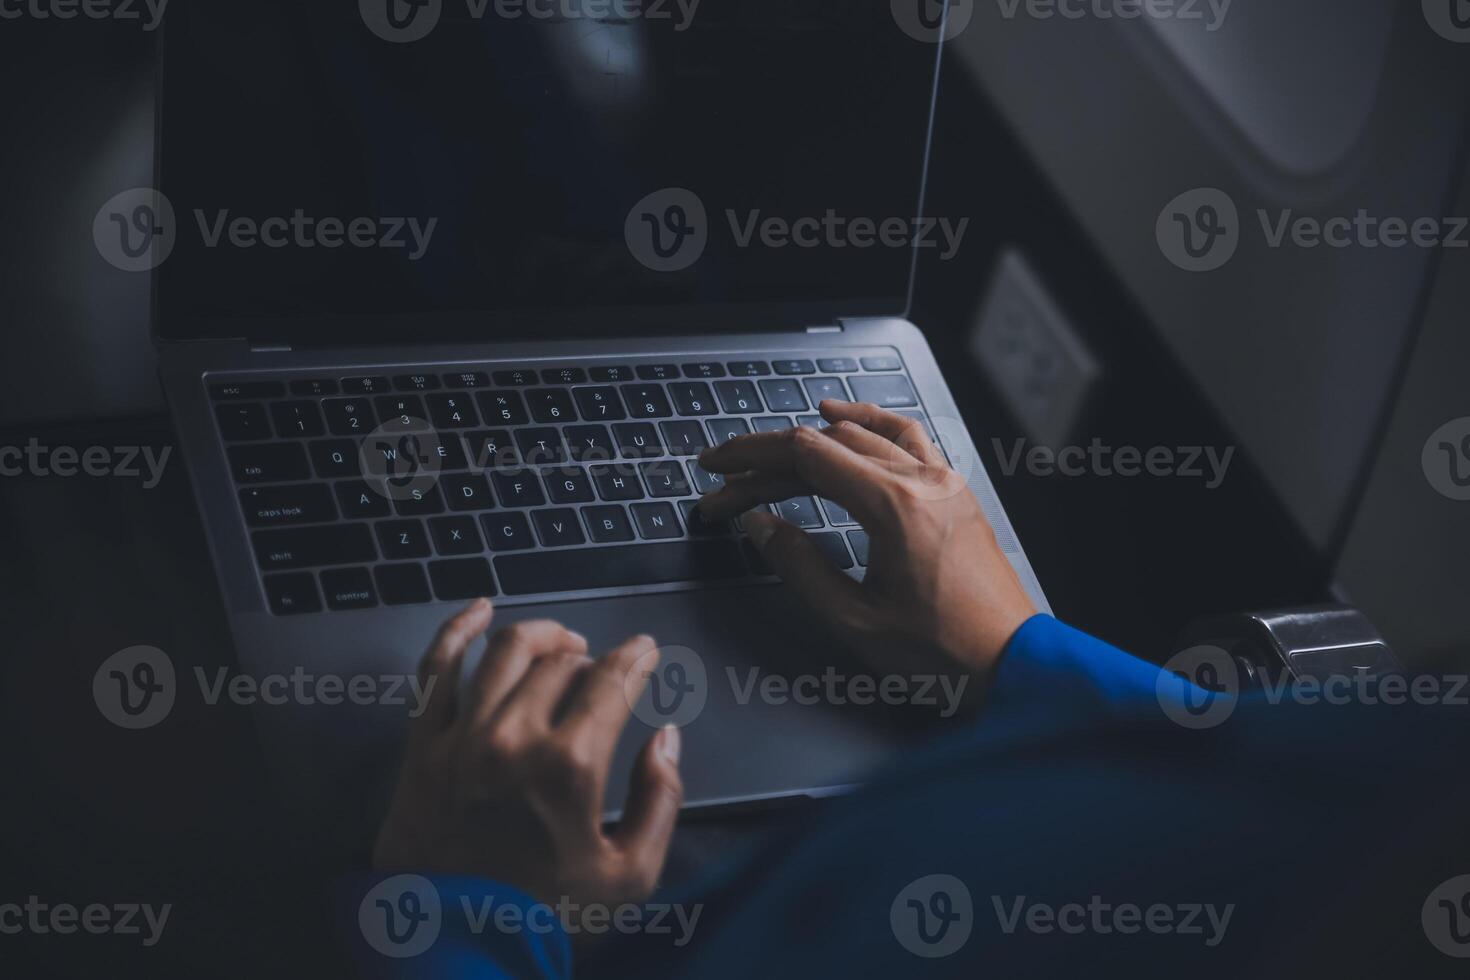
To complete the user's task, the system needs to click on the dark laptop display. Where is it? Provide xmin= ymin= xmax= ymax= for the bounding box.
xmin=156 ymin=1 xmax=942 ymax=342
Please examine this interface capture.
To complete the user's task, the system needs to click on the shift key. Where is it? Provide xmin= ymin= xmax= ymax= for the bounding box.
xmin=253 ymin=524 xmax=376 ymax=570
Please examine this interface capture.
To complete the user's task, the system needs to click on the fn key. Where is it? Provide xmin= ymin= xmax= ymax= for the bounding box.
xmin=263 ymin=572 xmax=322 ymax=615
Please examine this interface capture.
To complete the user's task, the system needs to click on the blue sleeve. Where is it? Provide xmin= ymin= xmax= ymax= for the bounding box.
xmin=338 ymin=873 xmax=571 ymax=980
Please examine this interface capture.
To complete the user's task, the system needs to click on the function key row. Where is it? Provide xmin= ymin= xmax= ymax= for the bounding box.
xmin=210 ymin=356 xmax=906 ymax=401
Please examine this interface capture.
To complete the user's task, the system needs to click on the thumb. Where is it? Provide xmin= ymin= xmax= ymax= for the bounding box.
xmin=747 ymin=512 xmax=867 ymax=628
xmin=612 ymin=725 xmax=684 ymax=896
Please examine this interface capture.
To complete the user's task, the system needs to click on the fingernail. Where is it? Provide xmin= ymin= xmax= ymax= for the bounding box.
xmin=469 ymin=597 xmax=491 ymax=613
xmin=659 ymin=724 xmax=682 ymax=765
xmin=746 ymin=513 xmax=778 ymax=551
xmin=567 ymin=630 xmax=587 ymax=646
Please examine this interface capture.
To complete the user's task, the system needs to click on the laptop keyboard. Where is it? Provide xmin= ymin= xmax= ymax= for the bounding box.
xmin=209 ymin=353 xmax=930 ymax=615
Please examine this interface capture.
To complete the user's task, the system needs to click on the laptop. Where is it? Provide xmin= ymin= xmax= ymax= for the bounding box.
xmin=145 ymin=1 xmax=1048 ymax=839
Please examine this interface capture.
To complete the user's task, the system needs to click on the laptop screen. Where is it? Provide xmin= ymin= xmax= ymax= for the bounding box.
xmin=154 ymin=1 xmax=943 ymax=344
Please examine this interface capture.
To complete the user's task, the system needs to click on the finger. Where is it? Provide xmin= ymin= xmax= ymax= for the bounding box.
xmin=820 ymin=417 xmax=916 ymax=467
xmin=413 ymin=598 xmax=494 ymax=737
xmin=697 ymin=471 xmax=807 ymax=519
xmin=561 ymin=633 xmax=658 ymax=760
xmin=697 ymin=426 xmax=891 ymax=521
xmin=820 ymin=400 xmax=945 ymax=467
xmin=611 ymin=725 xmax=683 ymax=895
xmin=466 ymin=620 xmax=588 ymax=728
xmin=747 ymin=512 xmax=867 ymax=627
xmin=498 ymin=649 xmax=593 ymax=731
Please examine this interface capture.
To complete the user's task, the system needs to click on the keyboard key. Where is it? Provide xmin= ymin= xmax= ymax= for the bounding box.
xmin=527 ymin=388 xmax=578 ymax=423
xmin=631 ymin=502 xmax=683 ymax=540
xmin=773 ymin=359 xmax=816 ymax=376
xmin=216 ymin=403 xmax=271 ymax=441
xmin=427 ymin=393 xmax=479 ymax=429
xmin=821 ymin=499 xmax=858 ymax=526
xmin=465 ymin=430 xmax=518 ymax=469
xmin=660 ymin=421 xmax=709 ymax=457
xmin=491 ymin=369 xmax=537 ymax=387
xmin=228 ymin=443 xmax=310 ymax=484
xmin=532 ymin=508 xmax=587 ymax=547
xmin=289 ymin=378 xmax=338 ymax=397
xmin=322 ymin=399 xmax=376 ymax=436
xmin=620 ymin=384 xmax=673 ymax=419
xmin=430 ymin=434 xmax=469 ymax=471
xmin=541 ymin=367 xmax=587 ymax=385
xmin=441 ymin=472 xmax=495 ymax=511
xmin=496 ymin=540 xmax=745 ymax=596
xmin=394 ymin=373 xmax=440 ymax=391
xmin=342 ymin=376 xmax=391 ymax=395
xmin=429 ymin=558 xmax=497 ymax=600
xmin=689 ymin=463 xmax=725 ymax=494
xmin=847 ymin=529 xmax=871 ymax=567
xmin=796 ymin=416 xmax=829 ymax=429
xmin=481 ymin=512 xmax=536 ymax=551
xmin=573 ymin=387 xmax=627 ymax=422
xmin=707 ymin=418 xmax=751 ymax=447
xmin=269 ymin=401 xmax=326 ymax=438
xmin=714 ymin=380 xmax=762 ymax=415
xmin=490 ymin=470 xmax=547 ymax=508
xmin=669 ymin=382 xmax=717 ymax=417
xmin=810 ymin=532 xmax=854 ymax=570
xmin=583 ymin=505 xmax=635 ymax=543
xmin=264 ymin=572 xmax=321 ymax=615
xmin=253 ymin=524 xmax=376 ymax=571
xmin=849 ymin=375 xmax=918 ymax=409
xmin=860 ymin=356 xmax=902 ymax=372
xmin=590 ymin=365 xmax=634 ymax=382
xmin=373 ymin=395 xmax=429 ymax=433
xmin=636 ymin=364 xmax=679 ymax=381
xmin=320 ymin=567 xmax=378 ymax=610
xmin=429 ymin=516 xmax=484 ymax=556
xmin=239 ymin=484 xmax=336 ymax=527
xmin=753 ymin=416 xmax=794 ymax=433
xmin=563 ymin=425 xmax=617 ymax=464
xmin=514 ymin=428 xmax=567 ymax=466
xmin=682 ymin=362 xmax=726 ymax=379
xmin=775 ymin=496 xmax=824 ymax=529
xmin=759 ymin=379 xmax=809 ymax=413
xmin=817 ymin=358 xmax=859 ymax=374
xmin=444 ymin=372 xmax=489 ymax=389
xmin=335 ymin=480 xmax=392 ymax=519
xmin=393 ymin=484 xmax=445 ymax=517
xmin=641 ymin=460 xmax=691 ymax=498
xmin=544 ymin=467 xmax=595 ymax=504
xmin=360 ymin=433 xmax=434 ymax=478
xmin=591 ymin=464 xmax=644 ymax=501
xmin=377 ymin=520 xmax=432 ymax=560
xmin=309 ymin=439 xmax=360 ymax=479
xmin=211 ymin=381 xmax=285 ymax=400
xmin=375 ymin=563 xmax=432 ymax=605
xmin=803 ymin=377 xmax=850 ymax=405
xmin=680 ymin=499 xmax=731 ymax=537
xmin=612 ymin=422 xmax=663 ymax=458
xmin=727 ymin=360 xmax=771 ymax=377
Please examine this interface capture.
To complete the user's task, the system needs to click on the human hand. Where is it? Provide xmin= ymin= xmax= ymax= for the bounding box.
xmin=373 ymin=600 xmax=683 ymax=914
xmin=696 ymin=401 xmax=1037 ymax=683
